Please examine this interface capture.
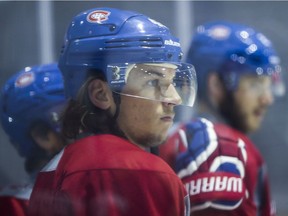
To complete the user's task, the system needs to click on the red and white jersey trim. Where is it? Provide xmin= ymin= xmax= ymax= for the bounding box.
xmin=41 ymin=149 xmax=64 ymax=172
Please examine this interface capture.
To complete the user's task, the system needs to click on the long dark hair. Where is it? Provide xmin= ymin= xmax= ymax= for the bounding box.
xmin=61 ymin=70 xmax=125 ymax=140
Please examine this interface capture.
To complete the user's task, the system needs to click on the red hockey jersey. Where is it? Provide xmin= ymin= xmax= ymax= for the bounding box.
xmin=159 ymin=118 xmax=275 ymax=216
xmin=29 ymin=134 xmax=189 ymax=216
xmin=0 ymin=183 xmax=32 ymax=216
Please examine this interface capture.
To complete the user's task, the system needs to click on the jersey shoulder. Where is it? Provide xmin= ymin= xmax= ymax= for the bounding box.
xmin=55 ymin=134 xmax=177 ymax=176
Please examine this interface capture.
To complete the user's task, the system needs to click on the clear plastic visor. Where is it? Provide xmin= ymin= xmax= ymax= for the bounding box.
xmin=107 ymin=62 xmax=197 ymax=107
xmin=238 ymin=73 xmax=285 ymax=98
xmin=226 ymin=67 xmax=286 ymax=97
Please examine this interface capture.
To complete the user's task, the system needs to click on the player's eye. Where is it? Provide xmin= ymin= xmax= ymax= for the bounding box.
xmin=146 ymin=79 xmax=159 ymax=87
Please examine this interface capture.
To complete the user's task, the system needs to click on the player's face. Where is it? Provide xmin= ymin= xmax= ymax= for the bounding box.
xmin=232 ymin=74 xmax=274 ymax=133
xmin=116 ymin=64 xmax=181 ymax=148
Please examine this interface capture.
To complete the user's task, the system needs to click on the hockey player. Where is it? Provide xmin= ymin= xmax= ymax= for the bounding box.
xmin=28 ymin=7 xmax=197 ymax=216
xmin=160 ymin=21 xmax=284 ymax=215
xmin=0 ymin=63 xmax=67 ymax=216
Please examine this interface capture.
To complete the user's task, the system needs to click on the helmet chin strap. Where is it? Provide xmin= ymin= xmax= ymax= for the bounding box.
xmin=112 ymin=92 xmax=121 ymax=121
xmin=97 ymin=91 xmax=126 ymax=140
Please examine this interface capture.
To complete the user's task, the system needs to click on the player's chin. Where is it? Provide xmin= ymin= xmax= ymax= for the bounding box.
xmin=153 ymin=128 xmax=171 ymax=145
xmin=152 ymin=136 xmax=168 ymax=147
xmin=159 ymin=118 xmax=174 ymax=130
xmin=159 ymin=125 xmax=172 ymax=139
xmin=247 ymin=118 xmax=262 ymax=133
xmin=141 ymin=133 xmax=168 ymax=148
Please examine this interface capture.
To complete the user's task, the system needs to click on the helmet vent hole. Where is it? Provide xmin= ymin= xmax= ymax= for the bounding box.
xmin=109 ymin=25 xmax=116 ymax=32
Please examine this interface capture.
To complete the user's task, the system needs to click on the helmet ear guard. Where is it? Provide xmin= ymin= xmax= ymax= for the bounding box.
xmin=0 ymin=63 xmax=66 ymax=158
xmin=58 ymin=7 xmax=197 ymax=107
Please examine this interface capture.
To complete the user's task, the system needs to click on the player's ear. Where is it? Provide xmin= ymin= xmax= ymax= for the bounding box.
xmin=88 ymin=79 xmax=114 ymax=110
xmin=207 ymin=72 xmax=225 ymax=106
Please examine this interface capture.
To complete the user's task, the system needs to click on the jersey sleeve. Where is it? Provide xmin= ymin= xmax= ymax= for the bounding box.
xmin=241 ymin=133 xmax=276 ymax=216
xmin=257 ymin=164 xmax=276 ymax=216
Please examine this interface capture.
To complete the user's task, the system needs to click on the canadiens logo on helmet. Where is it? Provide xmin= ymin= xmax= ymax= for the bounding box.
xmin=87 ymin=10 xmax=111 ymax=23
xmin=15 ymin=72 xmax=35 ymax=88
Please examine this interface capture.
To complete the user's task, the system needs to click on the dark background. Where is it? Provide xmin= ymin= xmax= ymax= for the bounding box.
xmin=0 ymin=1 xmax=287 ymax=215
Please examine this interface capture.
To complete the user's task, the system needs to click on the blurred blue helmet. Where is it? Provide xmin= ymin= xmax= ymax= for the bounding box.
xmin=0 ymin=63 xmax=66 ymax=158
xmin=59 ymin=7 xmax=197 ymax=107
xmin=186 ymin=20 xmax=285 ymax=100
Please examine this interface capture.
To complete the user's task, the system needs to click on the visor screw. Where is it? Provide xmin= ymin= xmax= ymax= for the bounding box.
xmin=167 ymin=53 xmax=173 ymax=59
xmin=109 ymin=25 xmax=116 ymax=32
xmin=50 ymin=112 xmax=59 ymax=123
xmin=178 ymin=53 xmax=183 ymax=60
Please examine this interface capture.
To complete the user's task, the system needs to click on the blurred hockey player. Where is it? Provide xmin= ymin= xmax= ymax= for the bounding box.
xmin=0 ymin=63 xmax=67 ymax=216
xmin=160 ymin=21 xmax=284 ymax=216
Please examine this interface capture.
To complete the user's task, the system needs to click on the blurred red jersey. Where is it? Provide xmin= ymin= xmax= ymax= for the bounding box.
xmin=0 ymin=183 xmax=32 ymax=216
xmin=159 ymin=118 xmax=275 ymax=216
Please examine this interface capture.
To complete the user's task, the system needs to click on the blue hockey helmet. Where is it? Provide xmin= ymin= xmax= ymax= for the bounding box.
xmin=59 ymin=7 xmax=197 ymax=107
xmin=0 ymin=63 xmax=66 ymax=158
xmin=186 ymin=20 xmax=285 ymax=100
